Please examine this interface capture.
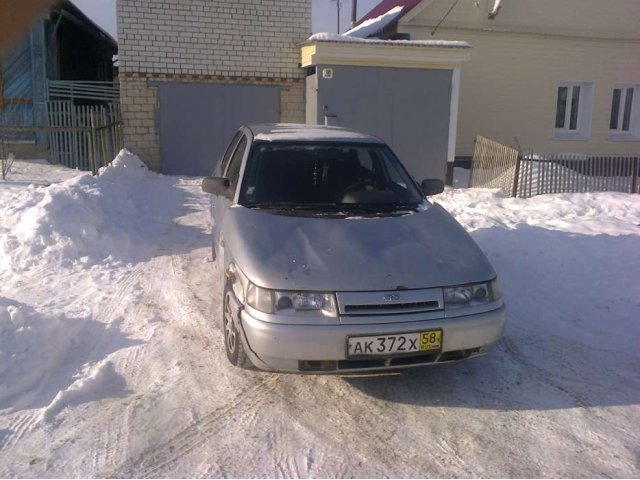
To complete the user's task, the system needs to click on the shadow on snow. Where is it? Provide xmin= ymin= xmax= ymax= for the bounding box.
xmin=0 ymin=298 xmax=142 ymax=412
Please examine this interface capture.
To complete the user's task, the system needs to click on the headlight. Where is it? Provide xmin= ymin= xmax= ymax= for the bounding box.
xmin=444 ymin=279 xmax=501 ymax=310
xmin=246 ymin=283 xmax=337 ymax=317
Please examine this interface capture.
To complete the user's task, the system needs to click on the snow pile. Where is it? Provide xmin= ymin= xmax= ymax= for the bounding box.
xmin=0 ymin=149 xmax=183 ymax=271
xmin=343 ymin=6 xmax=404 ymax=38
xmin=0 ymin=295 xmax=125 ymax=418
xmin=0 ymin=298 xmax=88 ymax=404
xmin=436 ymin=188 xmax=640 ymax=356
xmin=435 ymin=188 xmax=640 ymax=236
xmin=40 ymin=360 xmax=123 ymax=423
xmin=0 ymin=150 xmax=184 ymax=423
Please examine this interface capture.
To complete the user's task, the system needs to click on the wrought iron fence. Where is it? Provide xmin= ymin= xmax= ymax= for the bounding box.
xmin=469 ymin=135 xmax=640 ymax=197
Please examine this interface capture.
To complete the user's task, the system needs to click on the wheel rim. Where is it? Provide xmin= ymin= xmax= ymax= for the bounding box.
xmin=224 ymin=294 xmax=237 ymax=353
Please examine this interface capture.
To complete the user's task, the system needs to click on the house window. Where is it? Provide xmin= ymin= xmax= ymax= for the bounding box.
xmin=555 ymin=85 xmax=579 ymax=130
xmin=553 ymin=82 xmax=593 ymax=140
xmin=609 ymin=86 xmax=639 ymax=141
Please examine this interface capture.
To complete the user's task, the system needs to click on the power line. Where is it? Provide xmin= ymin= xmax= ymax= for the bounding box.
xmin=431 ymin=0 xmax=460 ymax=36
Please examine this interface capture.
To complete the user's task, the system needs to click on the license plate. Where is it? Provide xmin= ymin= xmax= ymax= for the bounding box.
xmin=347 ymin=330 xmax=442 ymax=357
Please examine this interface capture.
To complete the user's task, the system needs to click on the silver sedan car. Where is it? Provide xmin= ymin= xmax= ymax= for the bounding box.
xmin=202 ymin=124 xmax=505 ymax=373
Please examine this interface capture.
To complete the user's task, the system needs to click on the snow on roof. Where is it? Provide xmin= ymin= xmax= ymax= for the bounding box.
xmin=343 ymin=5 xmax=405 ymax=38
xmin=248 ymin=124 xmax=382 ymax=143
xmin=306 ymin=32 xmax=472 ymax=49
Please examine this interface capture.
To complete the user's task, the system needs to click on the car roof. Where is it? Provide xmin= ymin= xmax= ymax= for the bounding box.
xmin=245 ymin=123 xmax=384 ymax=144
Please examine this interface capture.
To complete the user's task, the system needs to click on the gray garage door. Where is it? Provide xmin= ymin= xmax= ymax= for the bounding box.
xmin=310 ymin=65 xmax=452 ymax=181
xmin=158 ymin=83 xmax=280 ymax=176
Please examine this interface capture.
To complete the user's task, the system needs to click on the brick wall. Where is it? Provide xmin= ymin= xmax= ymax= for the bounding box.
xmin=119 ymin=76 xmax=161 ymax=170
xmin=117 ymin=0 xmax=311 ymax=170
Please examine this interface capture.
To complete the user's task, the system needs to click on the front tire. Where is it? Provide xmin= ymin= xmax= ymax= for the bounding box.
xmin=222 ymin=283 xmax=252 ymax=368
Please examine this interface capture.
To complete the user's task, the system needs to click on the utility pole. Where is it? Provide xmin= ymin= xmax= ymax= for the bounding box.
xmin=350 ymin=0 xmax=357 ymax=29
xmin=332 ymin=0 xmax=341 ymax=33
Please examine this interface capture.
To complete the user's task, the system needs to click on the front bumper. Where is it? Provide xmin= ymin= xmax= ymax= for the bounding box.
xmin=236 ymin=302 xmax=506 ymax=373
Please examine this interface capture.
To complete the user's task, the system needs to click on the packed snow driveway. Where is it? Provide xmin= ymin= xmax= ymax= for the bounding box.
xmin=0 ymin=153 xmax=638 ymax=477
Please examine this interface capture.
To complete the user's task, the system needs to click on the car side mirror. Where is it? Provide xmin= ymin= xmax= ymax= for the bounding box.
xmin=202 ymin=176 xmax=231 ymax=197
xmin=420 ymin=179 xmax=444 ymax=196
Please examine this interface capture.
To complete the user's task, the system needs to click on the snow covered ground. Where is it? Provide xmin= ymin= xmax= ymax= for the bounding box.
xmin=0 ymin=154 xmax=639 ymax=477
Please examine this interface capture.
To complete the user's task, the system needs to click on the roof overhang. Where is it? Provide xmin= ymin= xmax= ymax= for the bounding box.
xmin=55 ymin=0 xmax=117 ymax=50
xmin=301 ymin=37 xmax=471 ymax=70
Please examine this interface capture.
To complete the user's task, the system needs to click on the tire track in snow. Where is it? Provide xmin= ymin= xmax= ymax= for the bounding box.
xmin=88 ymin=252 xmax=193 ymax=477
xmin=115 ymin=375 xmax=281 ymax=478
xmin=160 ymin=244 xmax=478 ymax=477
xmin=499 ymin=336 xmax=639 ymax=445
xmin=102 ymin=250 xmax=275 ymax=478
xmin=499 ymin=337 xmax=590 ymax=408
xmin=108 ymin=250 xmax=446 ymax=478
xmin=91 ymin=266 xmax=144 ymax=326
xmin=1 ymin=412 xmax=38 ymax=449
xmin=82 ymin=262 xmax=156 ymax=476
xmin=89 ymin=357 xmax=140 ymax=474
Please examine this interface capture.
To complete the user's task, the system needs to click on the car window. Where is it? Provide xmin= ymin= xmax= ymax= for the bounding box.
xmin=239 ymin=142 xmax=423 ymax=207
xmin=218 ymin=131 xmax=242 ymax=175
xmin=369 ymin=147 xmax=408 ymax=189
xmin=224 ymin=135 xmax=248 ymax=189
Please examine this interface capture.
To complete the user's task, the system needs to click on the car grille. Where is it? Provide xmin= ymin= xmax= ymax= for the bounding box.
xmin=298 ymin=348 xmax=480 ymax=372
xmin=336 ymin=288 xmax=443 ymax=315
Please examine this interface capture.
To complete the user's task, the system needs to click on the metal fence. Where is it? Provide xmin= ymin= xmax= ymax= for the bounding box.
xmin=47 ymin=80 xmax=120 ymax=102
xmin=469 ymin=135 xmax=640 ymax=197
xmin=469 ymin=135 xmax=520 ymax=196
xmin=517 ymin=154 xmax=639 ymax=197
xmin=0 ymin=101 xmax=122 ymax=174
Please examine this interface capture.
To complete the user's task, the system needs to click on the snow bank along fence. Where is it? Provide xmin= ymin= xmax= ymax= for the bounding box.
xmin=470 ymin=135 xmax=640 ymax=197
xmin=47 ymin=101 xmax=122 ymax=174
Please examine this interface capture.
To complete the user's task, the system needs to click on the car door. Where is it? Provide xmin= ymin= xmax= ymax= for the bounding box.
xmin=212 ymin=132 xmax=249 ymax=267
xmin=210 ymin=132 xmax=242 ymax=257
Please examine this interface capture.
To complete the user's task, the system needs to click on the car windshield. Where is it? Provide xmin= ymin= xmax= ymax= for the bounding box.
xmin=239 ymin=141 xmax=424 ymax=210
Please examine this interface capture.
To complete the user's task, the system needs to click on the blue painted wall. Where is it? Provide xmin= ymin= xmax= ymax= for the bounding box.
xmin=0 ymin=20 xmax=47 ymax=143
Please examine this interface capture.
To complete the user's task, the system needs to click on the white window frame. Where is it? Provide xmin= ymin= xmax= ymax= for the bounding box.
xmin=609 ymin=84 xmax=640 ymax=142
xmin=553 ymin=81 xmax=593 ymax=141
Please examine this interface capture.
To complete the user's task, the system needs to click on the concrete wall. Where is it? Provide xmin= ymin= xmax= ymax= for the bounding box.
xmin=401 ymin=0 xmax=640 ymax=156
xmin=117 ymin=0 xmax=310 ymax=171
xmin=310 ymin=65 xmax=452 ymax=181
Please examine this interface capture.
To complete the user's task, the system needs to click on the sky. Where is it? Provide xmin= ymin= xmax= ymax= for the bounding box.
xmin=70 ymin=0 xmax=382 ymax=41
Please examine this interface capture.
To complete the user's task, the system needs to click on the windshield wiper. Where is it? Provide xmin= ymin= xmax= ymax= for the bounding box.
xmin=249 ymin=202 xmax=342 ymax=210
xmin=247 ymin=201 xmax=421 ymax=213
xmin=339 ymin=202 xmax=421 ymax=211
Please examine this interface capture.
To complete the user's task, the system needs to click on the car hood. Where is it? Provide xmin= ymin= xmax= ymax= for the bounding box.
xmin=223 ymin=203 xmax=496 ymax=291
